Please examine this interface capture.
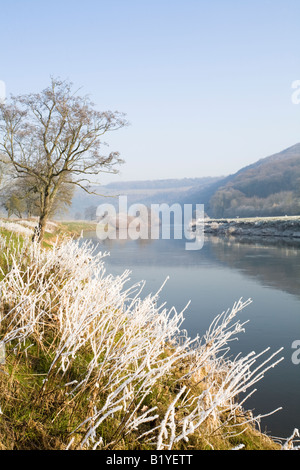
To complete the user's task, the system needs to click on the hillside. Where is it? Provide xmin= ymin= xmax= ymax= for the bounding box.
xmin=61 ymin=143 xmax=300 ymax=221
xmin=184 ymin=143 xmax=300 ymax=218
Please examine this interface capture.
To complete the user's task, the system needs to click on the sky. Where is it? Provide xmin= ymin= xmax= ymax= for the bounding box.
xmin=1 ymin=0 xmax=300 ymax=184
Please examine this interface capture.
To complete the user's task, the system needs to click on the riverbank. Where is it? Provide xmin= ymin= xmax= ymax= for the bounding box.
xmin=191 ymin=216 xmax=300 ymax=239
xmin=0 ymin=218 xmax=97 ymax=247
xmin=0 ymin=226 xmax=292 ymax=450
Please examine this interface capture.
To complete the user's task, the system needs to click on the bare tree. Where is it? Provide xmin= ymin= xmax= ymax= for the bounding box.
xmin=0 ymin=77 xmax=128 ymax=241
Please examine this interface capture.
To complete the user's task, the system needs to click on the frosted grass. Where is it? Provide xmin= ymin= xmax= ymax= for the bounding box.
xmin=0 ymin=237 xmax=291 ymax=450
xmin=0 ymin=220 xmax=33 ymax=237
xmin=0 ymin=218 xmax=58 ymax=237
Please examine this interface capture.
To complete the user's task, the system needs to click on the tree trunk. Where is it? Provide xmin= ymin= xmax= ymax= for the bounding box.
xmin=32 ymin=212 xmax=48 ymax=243
xmin=32 ymin=188 xmax=52 ymax=243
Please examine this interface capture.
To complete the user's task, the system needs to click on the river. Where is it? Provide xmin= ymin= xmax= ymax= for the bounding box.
xmin=81 ymin=230 xmax=300 ymax=440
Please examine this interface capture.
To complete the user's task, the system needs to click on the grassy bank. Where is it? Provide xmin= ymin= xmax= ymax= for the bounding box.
xmin=0 ymin=218 xmax=97 ymax=247
xmin=55 ymin=220 xmax=97 ymax=237
xmin=0 ymin=222 xmax=293 ymax=450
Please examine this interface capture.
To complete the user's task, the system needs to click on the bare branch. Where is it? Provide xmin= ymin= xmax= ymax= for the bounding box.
xmin=0 ymin=77 xmax=128 ymax=241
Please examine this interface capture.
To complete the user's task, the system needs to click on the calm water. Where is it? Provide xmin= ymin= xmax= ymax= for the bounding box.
xmin=81 ymin=231 xmax=300 ymax=439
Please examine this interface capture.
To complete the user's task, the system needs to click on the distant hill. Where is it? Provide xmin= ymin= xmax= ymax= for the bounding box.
xmin=64 ymin=143 xmax=300 ymax=220
xmin=66 ymin=176 xmax=223 ymax=220
xmin=182 ymin=143 xmax=300 ymax=218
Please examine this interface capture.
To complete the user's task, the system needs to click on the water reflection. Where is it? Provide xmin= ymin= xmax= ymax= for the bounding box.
xmin=83 ymin=231 xmax=300 ymax=300
xmin=81 ymin=231 xmax=300 ymax=438
xmin=207 ymin=235 xmax=300 ymax=300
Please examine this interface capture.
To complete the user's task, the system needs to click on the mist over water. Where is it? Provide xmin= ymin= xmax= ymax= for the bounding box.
xmin=81 ymin=231 xmax=300 ymax=438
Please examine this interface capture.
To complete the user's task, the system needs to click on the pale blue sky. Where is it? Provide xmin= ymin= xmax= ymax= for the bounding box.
xmin=1 ymin=0 xmax=300 ymax=183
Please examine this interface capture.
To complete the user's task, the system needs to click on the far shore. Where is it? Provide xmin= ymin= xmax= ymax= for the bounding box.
xmin=191 ymin=215 xmax=300 ymax=239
